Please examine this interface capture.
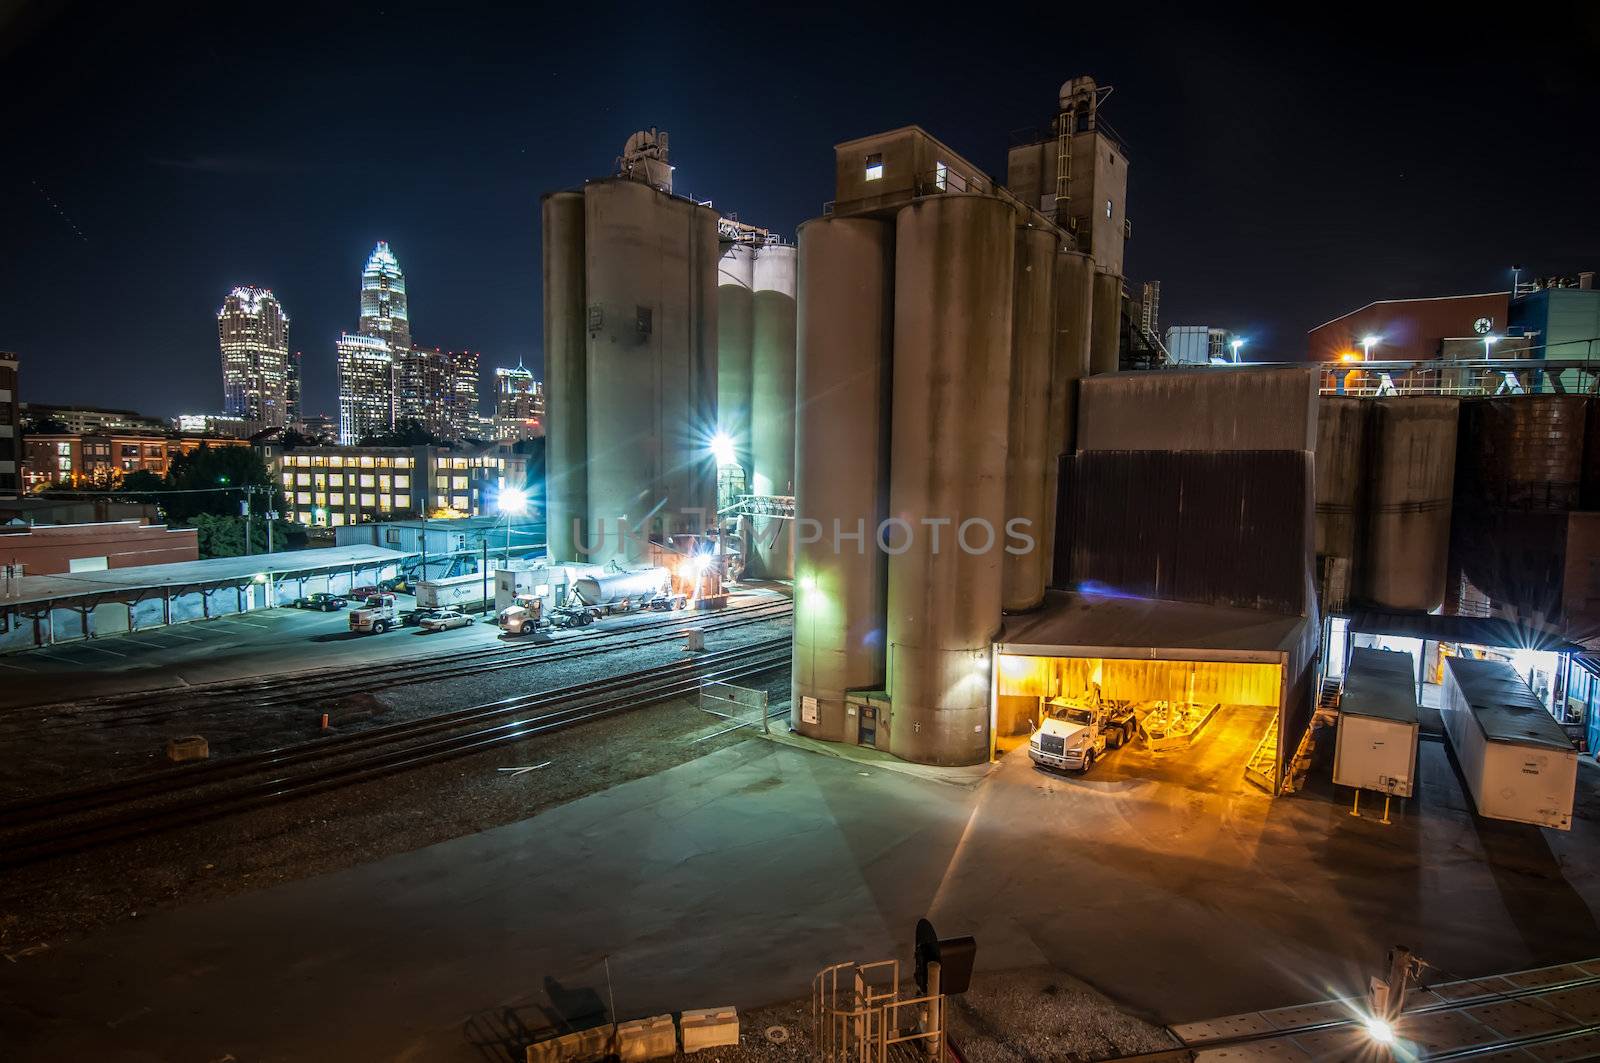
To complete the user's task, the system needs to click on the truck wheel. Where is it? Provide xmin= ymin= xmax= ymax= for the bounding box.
xmin=675 ymin=597 xmax=687 ymax=610
xmin=374 ymin=621 xmax=387 ymax=634
xmin=520 ymin=622 xmax=533 ymax=635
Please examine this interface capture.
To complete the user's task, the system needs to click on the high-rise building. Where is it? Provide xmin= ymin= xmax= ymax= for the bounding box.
xmin=358 ymin=241 xmax=411 ymax=352
xmin=493 ymin=361 xmax=543 ymax=440
xmin=392 ymin=346 xmax=437 ymax=426
xmin=286 ymin=350 xmax=303 ymax=424
xmin=217 ymin=287 xmax=291 ymax=428
xmin=0 ymin=351 xmax=18 ymax=499
xmin=440 ymin=350 xmax=481 ymax=440
xmin=335 ymin=333 xmax=394 ymax=444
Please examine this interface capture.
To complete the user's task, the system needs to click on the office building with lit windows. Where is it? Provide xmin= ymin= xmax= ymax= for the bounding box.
xmin=492 ymin=360 xmax=544 ymax=440
xmin=335 ymin=333 xmax=395 ymax=444
xmin=359 ymin=241 xmax=411 ymax=352
xmin=216 ymin=287 xmax=291 ymax=428
xmin=259 ymin=441 xmax=522 ymax=527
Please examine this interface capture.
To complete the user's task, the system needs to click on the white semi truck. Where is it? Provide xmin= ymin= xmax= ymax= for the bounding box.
xmin=1028 ymin=693 xmax=1137 ymax=773
xmin=348 ymin=593 xmax=401 ymax=635
xmin=571 ymin=567 xmax=686 ymax=616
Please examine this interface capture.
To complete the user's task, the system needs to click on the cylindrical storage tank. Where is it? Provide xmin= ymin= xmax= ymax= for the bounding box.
xmin=583 ymin=180 xmax=719 ymax=566
xmin=791 ymin=217 xmax=894 ymax=743
xmin=1001 ymin=226 xmax=1059 ymax=612
xmin=716 ymin=243 xmax=756 ymax=477
xmin=748 ymin=242 xmax=799 ymax=579
xmin=886 ymin=195 xmax=1015 ymax=766
xmin=1043 ymin=249 xmax=1093 ymax=587
xmin=542 ymin=190 xmax=587 ymax=563
xmin=1360 ymin=397 xmax=1459 ymax=612
xmin=1461 ymin=396 xmax=1585 ymax=511
xmin=573 ymin=567 xmax=671 ymax=607
xmin=1089 ymin=269 xmax=1122 ymax=376
xmin=1314 ymin=396 xmax=1369 ymax=612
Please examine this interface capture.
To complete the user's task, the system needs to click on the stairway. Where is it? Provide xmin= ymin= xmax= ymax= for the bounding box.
xmin=1243 ymin=714 xmax=1279 ymax=793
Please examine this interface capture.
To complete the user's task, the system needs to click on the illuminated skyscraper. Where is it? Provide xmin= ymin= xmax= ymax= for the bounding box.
xmin=440 ymin=350 xmax=481 ymax=440
xmin=493 ymin=360 xmax=544 ymax=440
xmin=335 ymin=333 xmax=394 ymax=444
xmin=216 ymin=287 xmax=290 ymax=428
xmin=359 ymin=241 xmax=411 ymax=352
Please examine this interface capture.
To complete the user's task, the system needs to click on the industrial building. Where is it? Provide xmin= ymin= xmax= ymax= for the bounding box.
xmin=542 ymin=129 xmax=793 ymax=569
xmin=0 ymin=519 xmax=198 ymax=577
xmin=0 ymin=351 xmax=17 ymax=500
xmin=792 ymin=79 xmax=1138 ymax=767
xmin=0 ymin=544 xmax=405 ymax=652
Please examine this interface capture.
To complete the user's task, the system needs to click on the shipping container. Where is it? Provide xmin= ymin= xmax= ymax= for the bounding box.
xmin=1333 ymin=648 xmax=1419 ymax=797
xmin=1442 ymin=656 xmax=1577 ymax=830
xmin=415 ymin=571 xmax=491 ymax=611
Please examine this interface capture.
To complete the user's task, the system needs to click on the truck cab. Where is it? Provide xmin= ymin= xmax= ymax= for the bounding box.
xmin=1028 ymin=693 xmax=1137 ymax=773
xmin=497 ymin=596 xmax=544 ymax=636
xmin=348 ymin=593 xmax=400 ymax=635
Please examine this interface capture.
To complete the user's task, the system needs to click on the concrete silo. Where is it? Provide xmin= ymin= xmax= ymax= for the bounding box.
xmin=541 ymin=190 xmax=588 ymax=563
xmin=1043 ymin=249 xmax=1095 ymax=585
xmin=747 ymin=242 xmax=798 ymax=578
xmin=886 ymin=194 xmax=1016 ymax=766
xmin=1089 ymin=269 xmax=1122 ymax=376
xmin=1001 ymin=225 xmax=1060 ymax=612
xmin=791 ymin=217 xmax=895 ymax=742
xmin=716 ymin=243 xmax=756 ymax=478
xmin=1314 ymin=396 xmax=1368 ymax=612
xmin=1360 ymin=398 xmax=1458 ymax=612
xmin=581 ymin=177 xmax=719 ymax=566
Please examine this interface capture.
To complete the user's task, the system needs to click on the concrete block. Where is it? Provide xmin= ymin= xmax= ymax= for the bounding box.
xmin=615 ymin=1014 xmax=675 ymax=1061
xmin=524 ymin=1024 xmax=614 ymax=1063
xmin=680 ymin=1006 xmax=739 ymax=1053
xmin=166 ymin=736 xmax=209 ymax=763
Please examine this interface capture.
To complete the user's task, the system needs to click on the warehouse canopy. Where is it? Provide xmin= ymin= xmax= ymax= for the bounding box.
xmin=998 ymin=589 xmax=1306 ymax=662
xmin=1345 ymin=608 xmax=1580 ymax=654
xmin=0 ymin=545 xmax=409 ymax=610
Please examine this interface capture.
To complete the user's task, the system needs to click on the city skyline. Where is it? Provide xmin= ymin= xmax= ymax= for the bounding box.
xmin=4 ymin=6 xmax=1595 ymax=421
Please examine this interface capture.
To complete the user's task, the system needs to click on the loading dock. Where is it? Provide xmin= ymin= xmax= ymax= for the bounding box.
xmin=994 ymin=591 xmax=1319 ymax=793
xmin=1333 ymin=647 xmax=1420 ymax=799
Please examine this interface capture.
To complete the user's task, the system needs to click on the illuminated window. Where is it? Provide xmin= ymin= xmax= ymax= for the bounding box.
xmin=329 ymin=493 xmax=344 ymax=505
xmin=329 ymin=474 xmax=344 ymax=487
xmin=935 ymin=162 xmax=948 ymax=190
xmin=451 ymin=476 xmax=468 ymax=490
xmin=328 ymin=456 xmax=344 ymax=468
xmin=395 ymin=475 xmax=410 ymax=489
xmin=313 ymin=492 xmax=325 ymax=504
xmin=331 ymin=512 xmax=346 ymax=526
xmin=378 ymin=495 xmax=392 ymax=511
xmin=1105 ymin=198 xmax=1113 ymax=219
xmin=360 ymin=493 xmax=376 ymax=507
xmin=360 ymin=456 xmax=375 ymax=468
xmin=379 ymin=475 xmax=391 ymax=489
xmin=296 ymin=491 xmax=311 ymax=504
xmin=280 ymin=473 xmax=294 ymax=485
xmin=865 ymin=153 xmax=883 ymax=181
xmin=359 ymin=474 xmax=375 ymax=488
xmin=397 ymin=457 xmax=413 ymax=468
xmin=436 ymin=474 xmax=449 ymax=489
xmin=451 ymin=496 xmax=468 ymax=510
xmin=296 ymin=473 xmax=311 ymax=485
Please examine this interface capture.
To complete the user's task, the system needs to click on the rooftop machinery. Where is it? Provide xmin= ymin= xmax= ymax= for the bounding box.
xmin=792 ymin=79 xmax=1116 ymax=765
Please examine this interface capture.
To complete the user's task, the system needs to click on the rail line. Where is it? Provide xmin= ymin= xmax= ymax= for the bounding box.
xmin=14 ymin=598 xmax=793 ymax=729
xmin=1160 ymin=964 xmax=1600 ymax=1060
xmin=0 ymin=639 xmax=791 ymax=868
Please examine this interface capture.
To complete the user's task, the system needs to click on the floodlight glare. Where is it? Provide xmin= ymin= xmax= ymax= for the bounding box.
xmin=709 ymin=431 xmax=736 ymax=467
xmin=497 ymin=485 xmax=530 ymax=516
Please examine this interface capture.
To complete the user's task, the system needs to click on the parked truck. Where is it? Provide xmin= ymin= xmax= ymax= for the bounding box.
xmin=348 ymin=593 xmax=401 ymax=635
xmin=497 ymin=595 xmax=545 ymax=636
xmin=571 ymin=567 xmax=686 ymax=617
xmin=415 ymin=572 xmax=491 ymax=611
xmin=1028 ymin=692 xmax=1137 ymax=773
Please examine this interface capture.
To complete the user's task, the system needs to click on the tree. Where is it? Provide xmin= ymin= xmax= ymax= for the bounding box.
xmin=117 ymin=469 xmax=165 ymax=504
xmin=185 ymin=513 xmax=300 ymax=559
xmin=359 ymin=418 xmax=440 ymax=447
xmin=162 ymin=444 xmax=282 ymax=522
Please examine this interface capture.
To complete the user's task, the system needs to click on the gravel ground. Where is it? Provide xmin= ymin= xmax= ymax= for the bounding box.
xmin=525 ymin=968 xmax=1173 ymax=1063
xmin=0 ymin=671 xmax=792 ymax=956
xmin=0 ymin=613 xmax=792 ymax=802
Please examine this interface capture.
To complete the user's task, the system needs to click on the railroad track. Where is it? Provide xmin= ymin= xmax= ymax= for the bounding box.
xmin=14 ymin=598 xmax=794 ymax=729
xmin=0 ymin=638 xmax=791 ymax=868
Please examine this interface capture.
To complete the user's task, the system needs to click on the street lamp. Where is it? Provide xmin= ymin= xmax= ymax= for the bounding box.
xmin=1230 ymin=337 xmax=1245 ymax=362
xmin=496 ymin=484 xmax=530 ymax=566
xmin=1362 ymin=334 xmax=1379 ymax=360
xmin=1484 ymin=333 xmax=1499 ymax=359
xmin=709 ymin=430 xmax=735 ymax=468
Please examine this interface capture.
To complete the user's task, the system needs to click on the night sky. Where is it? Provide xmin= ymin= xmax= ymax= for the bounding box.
xmin=3 ymin=3 xmax=1596 ymax=420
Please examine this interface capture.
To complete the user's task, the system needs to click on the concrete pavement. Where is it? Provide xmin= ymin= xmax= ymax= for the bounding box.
xmin=5 ymin=731 xmax=1600 ymax=1061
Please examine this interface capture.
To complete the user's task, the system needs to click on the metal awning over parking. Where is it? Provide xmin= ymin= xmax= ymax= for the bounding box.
xmin=1343 ymin=608 xmax=1581 ymax=653
xmin=0 ymin=545 xmax=410 ymax=611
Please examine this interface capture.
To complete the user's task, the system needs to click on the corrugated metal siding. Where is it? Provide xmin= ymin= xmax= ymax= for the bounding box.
xmin=997 ymin=653 xmax=1280 ymax=707
xmin=1054 ymin=449 xmax=1312 ymax=615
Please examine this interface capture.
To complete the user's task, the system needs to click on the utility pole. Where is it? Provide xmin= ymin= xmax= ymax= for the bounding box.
xmin=481 ymin=540 xmax=488 ymax=615
xmin=242 ymin=485 xmax=253 ymax=556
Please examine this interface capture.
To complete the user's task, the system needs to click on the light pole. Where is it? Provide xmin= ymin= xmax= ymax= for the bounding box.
xmin=1362 ymin=334 xmax=1379 ymax=361
xmin=1230 ymin=337 xmax=1245 ymax=363
xmin=496 ymin=485 xmax=530 ymax=568
xmin=1484 ymin=333 xmax=1499 ymax=360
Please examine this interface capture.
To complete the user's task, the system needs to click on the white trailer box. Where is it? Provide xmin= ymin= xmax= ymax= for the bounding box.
xmin=415 ymin=572 xmax=491 ymax=611
xmin=1333 ymin=648 xmax=1420 ymax=797
xmin=1442 ymin=656 xmax=1577 ymax=831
